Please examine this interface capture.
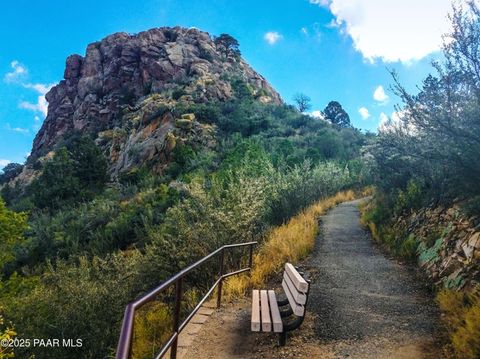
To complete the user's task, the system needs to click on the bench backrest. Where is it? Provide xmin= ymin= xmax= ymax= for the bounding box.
xmin=281 ymin=263 xmax=309 ymax=316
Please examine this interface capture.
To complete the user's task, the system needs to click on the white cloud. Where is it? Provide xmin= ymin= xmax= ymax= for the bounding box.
xmin=264 ymin=31 xmax=283 ymax=45
xmin=301 ymin=23 xmax=323 ymax=40
xmin=23 ymin=82 xmax=53 ymax=94
xmin=310 ymin=0 xmax=458 ymax=62
xmin=309 ymin=110 xmax=325 ymax=119
xmin=4 ymin=60 xmax=28 ymax=82
xmin=3 ymin=60 xmax=54 ymax=118
xmin=0 ymin=159 xmax=11 ymax=168
xmin=6 ymin=123 xmax=29 ymax=134
xmin=20 ymin=100 xmax=41 ymax=113
xmin=373 ymin=85 xmax=389 ymax=103
xmin=19 ymin=82 xmax=53 ymax=117
xmin=19 ymin=94 xmax=49 ymax=117
xmin=358 ymin=107 xmax=370 ymax=120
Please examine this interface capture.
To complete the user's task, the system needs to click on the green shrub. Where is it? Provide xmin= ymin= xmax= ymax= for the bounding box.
xmin=198 ymin=47 xmax=213 ymax=61
xmin=28 ymin=136 xmax=108 ymax=211
xmin=230 ymin=77 xmax=253 ymax=99
xmin=0 ymin=198 xmax=28 ymax=272
xmin=171 ymin=87 xmax=186 ymax=100
xmin=15 ymin=185 xmax=178 ymax=268
xmin=8 ymin=255 xmax=144 ymax=359
xmin=399 ymin=234 xmax=419 ymax=258
xmin=393 ymin=178 xmax=424 ymax=215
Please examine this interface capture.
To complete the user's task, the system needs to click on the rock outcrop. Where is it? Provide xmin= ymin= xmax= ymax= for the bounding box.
xmin=29 ymin=27 xmax=282 ymax=178
xmin=392 ymin=205 xmax=480 ymax=291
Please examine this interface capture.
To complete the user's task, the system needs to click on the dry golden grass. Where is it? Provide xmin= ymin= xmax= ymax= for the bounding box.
xmin=358 ymin=189 xmax=381 ymax=242
xmin=437 ymin=287 xmax=480 ymax=359
xmin=131 ymin=302 xmax=173 ymax=359
xmin=224 ymin=189 xmax=370 ymax=298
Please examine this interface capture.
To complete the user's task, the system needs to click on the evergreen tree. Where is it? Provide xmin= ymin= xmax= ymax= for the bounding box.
xmin=30 ymin=148 xmax=80 ymax=209
xmin=214 ymin=33 xmax=241 ymax=58
xmin=29 ymin=136 xmax=108 ymax=210
xmin=323 ymin=101 xmax=351 ymax=128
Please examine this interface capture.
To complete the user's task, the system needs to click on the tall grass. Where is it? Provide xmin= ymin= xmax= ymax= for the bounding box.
xmin=437 ymin=287 xmax=480 ymax=359
xmin=224 ymin=189 xmax=368 ymax=297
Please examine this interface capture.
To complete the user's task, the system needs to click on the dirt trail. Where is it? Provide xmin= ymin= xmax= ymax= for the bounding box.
xmin=185 ymin=199 xmax=443 ymax=358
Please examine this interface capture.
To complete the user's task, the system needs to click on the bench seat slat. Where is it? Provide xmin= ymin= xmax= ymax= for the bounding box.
xmin=260 ymin=290 xmax=272 ymax=332
xmin=285 ymin=263 xmax=309 ymax=293
xmin=282 ymin=279 xmax=305 ymax=316
xmin=268 ymin=290 xmax=283 ymax=333
xmin=251 ymin=290 xmax=261 ymax=331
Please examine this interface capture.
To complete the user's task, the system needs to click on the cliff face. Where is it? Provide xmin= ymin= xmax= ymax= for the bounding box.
xmin=30 ymin=27 xmax=281 ymax=177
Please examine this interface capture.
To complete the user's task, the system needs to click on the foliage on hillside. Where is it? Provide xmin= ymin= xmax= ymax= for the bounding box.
xmin=363 ymin=2 xmax=480 ymax=259
xmin=3 ymin=160 xmax=359 ymax=358
xmin=0 ymin=79 xmax=368 ymax=357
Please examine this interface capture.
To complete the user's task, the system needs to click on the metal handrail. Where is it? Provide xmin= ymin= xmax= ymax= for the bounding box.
xmin=116 ymin=241 xmax=257 ymax=359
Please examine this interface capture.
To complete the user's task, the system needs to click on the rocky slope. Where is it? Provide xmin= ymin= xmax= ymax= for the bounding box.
xmin=390 ymin=205 xmax=480 ymax=291
xmin=27 ymin=27 xmax=281 ymax=179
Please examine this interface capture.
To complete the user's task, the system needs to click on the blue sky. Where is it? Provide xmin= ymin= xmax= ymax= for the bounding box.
xmin=0 ymin=0 xmax=456 ymax=166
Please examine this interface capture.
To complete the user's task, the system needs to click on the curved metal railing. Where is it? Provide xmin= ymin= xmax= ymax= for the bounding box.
xmin=116 ymin=241 xmax=257 ymax=359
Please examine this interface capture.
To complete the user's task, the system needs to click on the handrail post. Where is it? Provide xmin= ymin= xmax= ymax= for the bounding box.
xmin=116 ymin=304 xmax=135 ymax=359
xmin=216 ymin=247 xmax=225 ymax=308
xmin=170 ymin=278 xmax=183 ymax=359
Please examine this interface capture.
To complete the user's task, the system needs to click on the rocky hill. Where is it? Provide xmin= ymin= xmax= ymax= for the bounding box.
xmin=28 ymin=27 xmax=281 ymax=178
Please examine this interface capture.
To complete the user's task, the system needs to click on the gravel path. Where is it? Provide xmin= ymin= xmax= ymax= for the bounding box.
xmin=185 ymin=199 xmax=444 ymax=358
xmin=303 ymin=198 xmax=442 ymax=358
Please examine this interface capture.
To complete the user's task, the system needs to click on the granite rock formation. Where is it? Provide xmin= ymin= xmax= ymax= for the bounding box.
xmin=27 ymin=27 xmax=281 ymax=179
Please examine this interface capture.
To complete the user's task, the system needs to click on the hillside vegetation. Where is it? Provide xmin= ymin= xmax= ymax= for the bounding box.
xmin=0 ymin=28 xmax=369 ymax=358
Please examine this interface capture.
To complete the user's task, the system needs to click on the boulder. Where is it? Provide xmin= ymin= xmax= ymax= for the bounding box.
xmin=468 ymin=232 xmax=480 ymax=249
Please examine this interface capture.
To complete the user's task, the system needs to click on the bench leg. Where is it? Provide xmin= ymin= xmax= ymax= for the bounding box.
xmin=279 ymin=331 xmax=287 ymax=346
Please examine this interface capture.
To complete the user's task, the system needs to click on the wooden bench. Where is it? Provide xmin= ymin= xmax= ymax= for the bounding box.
xmin=251 ymin=263 xmax=311 ymax=346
